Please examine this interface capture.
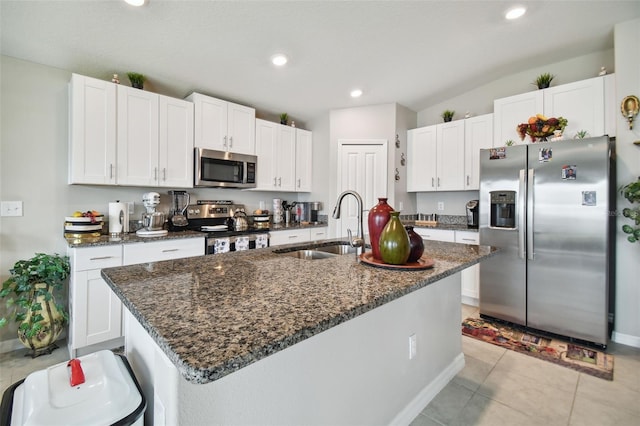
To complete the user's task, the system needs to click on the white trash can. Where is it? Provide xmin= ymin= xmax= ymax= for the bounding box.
xmin=1 ymin=350 xmax=145 ymax=426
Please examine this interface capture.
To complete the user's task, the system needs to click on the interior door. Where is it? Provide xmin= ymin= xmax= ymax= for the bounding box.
xmin=337 ymin=140 xmax=388 ymax=238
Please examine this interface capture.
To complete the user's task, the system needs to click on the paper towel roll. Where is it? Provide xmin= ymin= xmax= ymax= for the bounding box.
xmin=109 ymin=202 xmax=125 ymax=234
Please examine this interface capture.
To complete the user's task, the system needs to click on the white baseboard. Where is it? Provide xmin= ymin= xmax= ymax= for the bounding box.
xmin=391 ymin=352 xmax=466 ymax=425
xmin=461 ymin=295 xmax=479 ymax=307
xmin=612 ymin=331 xmax=640 ymax=348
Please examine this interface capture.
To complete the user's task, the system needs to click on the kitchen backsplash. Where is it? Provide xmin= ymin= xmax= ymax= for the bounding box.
xmin=398 ymin=214 xmax=467 ymax=225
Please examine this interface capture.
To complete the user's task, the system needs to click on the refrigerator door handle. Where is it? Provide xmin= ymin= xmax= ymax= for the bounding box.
xmin=527 ymin=168 xmax=535 ymax=260
xmin=518 ymin=169 xmax=526 ymax=259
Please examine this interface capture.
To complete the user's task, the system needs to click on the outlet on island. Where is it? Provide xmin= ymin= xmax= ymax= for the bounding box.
xmin=437 ymin=202 xmax=444 ymax=211
xmin=409 ymin=334 xmax=417 ymax=359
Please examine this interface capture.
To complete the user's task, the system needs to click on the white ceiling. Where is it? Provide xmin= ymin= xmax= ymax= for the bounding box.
xmin=2 ymin=1 xmax=639 ymax=124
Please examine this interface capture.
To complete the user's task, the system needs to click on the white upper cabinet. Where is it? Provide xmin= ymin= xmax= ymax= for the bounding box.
xmin=494 ymin=75 xmax=612 ymax=145
xmin=117 ymin=88 xmax=194 ymax=187
xmin=543 ymin=76 xmax=605 ymax=139
xmin=117 ymin=85 xmax=160 ymax=186
xmin=436 ymin=120 xmax=465 ymax=191
xmin=187 ymin=92 xmax=256 ymax=155
xmin=464 ymin=113 xmax=494 ymax=190
xmin=493 ymin=90 xmax=543 ymax=146
xmin=255 ymin=119 xmax=296 ymax=191
xmin=69 ymin=73 xmax=117 ymax=185
xmin=69 ymin=74 xmax=194 ymax=188
xmin=295 ymin=128 xmax=313 ymax=192
xmin=158 ymin=95 xmax=194 ymax=187
xmin=407 ymin=125 xmax=437 ymax=192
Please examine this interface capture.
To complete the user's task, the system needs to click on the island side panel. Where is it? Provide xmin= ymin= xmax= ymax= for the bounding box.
xmin=172 ymin=272 xmax=463 ymax=425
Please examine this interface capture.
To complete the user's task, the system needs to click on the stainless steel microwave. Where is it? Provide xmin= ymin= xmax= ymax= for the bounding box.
xmin=194 ymin=148 xmax=257 ymax=188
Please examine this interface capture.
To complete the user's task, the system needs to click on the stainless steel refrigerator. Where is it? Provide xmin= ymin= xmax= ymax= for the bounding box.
xmin=479 ymin=136 xmax=615 ymax=346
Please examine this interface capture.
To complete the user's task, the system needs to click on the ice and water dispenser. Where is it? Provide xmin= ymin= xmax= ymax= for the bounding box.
xmin=490 ymin=191 xmax=516 ymax=228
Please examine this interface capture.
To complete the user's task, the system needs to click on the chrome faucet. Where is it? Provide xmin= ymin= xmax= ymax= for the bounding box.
xmin=332 ymin=190 xmax=365 ymax=254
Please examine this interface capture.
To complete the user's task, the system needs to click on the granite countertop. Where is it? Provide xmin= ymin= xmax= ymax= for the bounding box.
xmin=65 ymin=230 xmax=205 ymax=249
xmin=269 ymin=221 xmax=328 ymax=231
xmin=101 ymin=239 xmax=496 ymax=385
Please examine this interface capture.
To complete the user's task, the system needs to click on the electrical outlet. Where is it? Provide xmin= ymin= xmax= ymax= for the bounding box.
xmin=1 ymin=201 xmax=23 ymax=217
xmin=399 ymin=201 xmax=404 ymax=211
xmin=127 ymin=201 xmax=135 ymax=214
xmin=437 ymin=202 xmax=444 ymax=211
xmin=409 ymin=334 xmax=417 ymax=359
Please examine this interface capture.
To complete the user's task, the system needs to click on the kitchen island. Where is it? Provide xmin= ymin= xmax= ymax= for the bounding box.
xmin=101 ymin=239 xmax=496 ymax=425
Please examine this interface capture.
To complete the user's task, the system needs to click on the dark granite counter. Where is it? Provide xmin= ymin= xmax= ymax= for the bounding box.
xmin=269 ymin=222 xmax=328 ymax=231
xmin=65 ymin=230 xmax=205 ymax=248
xmin=402 ymin=221 xmax=478 ymax=233
xmin=101 ymin=239 xmax=496 ymax=384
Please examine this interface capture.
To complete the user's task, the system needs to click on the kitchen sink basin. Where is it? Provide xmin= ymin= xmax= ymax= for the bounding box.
xmin=274 ymin=242 xmax=358 ymax=260
xmin=284 ymin=249 xmax=337 ymax=260
xmin=314 ymin=244 xmax=358 ymax=255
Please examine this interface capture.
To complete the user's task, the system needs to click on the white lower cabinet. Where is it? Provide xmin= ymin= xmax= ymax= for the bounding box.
xmin=269 ymin=227 xmax=328 ymax=246
xmin=68 ymin=237 xmax=204 ymax=358
xmin=68 ymin=245 xmax=123 ymax=358
xmin=413 ymin=228 xmax=479 ymax=306
xmin=123 ymin=237 xmax=204 ymax=265
xmin=455 ymin=231 xmax=480 ymax=307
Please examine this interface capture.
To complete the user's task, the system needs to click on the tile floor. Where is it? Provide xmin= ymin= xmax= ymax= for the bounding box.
xmin=1 ymin=305 xmax=639 ymax=426
xmin=411 ymin=304 xmax=640 ymax=426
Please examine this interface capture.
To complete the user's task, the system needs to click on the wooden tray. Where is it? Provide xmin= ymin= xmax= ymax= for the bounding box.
xmin=359 ymin=252 xmax=435 ymax=270
xmin=414 ymin=220 xmax=437 ymax=227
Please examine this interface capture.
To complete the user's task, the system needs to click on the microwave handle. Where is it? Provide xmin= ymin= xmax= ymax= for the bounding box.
xmin=223 ymin=136 xmax=227 ymax=149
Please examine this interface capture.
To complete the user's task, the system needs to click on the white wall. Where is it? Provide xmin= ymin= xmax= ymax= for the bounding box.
xmin=612 ymin=19 xmax=640 ymax=347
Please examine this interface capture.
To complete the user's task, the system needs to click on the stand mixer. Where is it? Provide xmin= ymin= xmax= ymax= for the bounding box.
xmin=136 ymin=192 xmax=168 ymax=237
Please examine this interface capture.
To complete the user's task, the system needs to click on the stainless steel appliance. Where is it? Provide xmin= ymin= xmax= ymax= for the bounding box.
xmin=168 ymin=190 xmax=190 ymax=231
xmin=137 ymin=192 xmax=168 ymax=236
xmin=194 ymin=148 xmax=257 ymax=188
xmin=465 ymin=200 xmax=479 ymax=228
xmin=186 ymin=201 xmax=269 ymax=254
xmin=479 ymin=136 xmax=615 ymax=346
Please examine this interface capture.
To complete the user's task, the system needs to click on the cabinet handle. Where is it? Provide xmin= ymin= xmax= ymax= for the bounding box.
xmin=466 ymin=175 xmax=470 ymax=186
xmin=273 ymin=177 xmax=277 ymax=187
xmin=461 ymin=238 xmax=477 ymax=242
xmin=229 ymin=136 xmax=233 ymax=147
xmin=109 ymin=164 xmax=114 ymax=179
xmin=278 ymin=177 xmax=282 ymax=187
xmin=437 ymin=177 xmax=440 ymax=187
xmin=161 ymin=248 xmax=179 ymax=253
xmin=223 ymin=136 xmax=227 ymax=148
xmin=297 ymin=179 xmax=301 ymax=188
xmin=89 ymin=256 xmax=114 ymax=261
xmin=288 ymin=235 xmax=298 ymax=239
xmin=163 ymin=168 xmax=167 ymax=181
xmin=431 ymin=177 xmax=435 ymax=187
xmin=154 ymin=167 xmax=158 ymax=180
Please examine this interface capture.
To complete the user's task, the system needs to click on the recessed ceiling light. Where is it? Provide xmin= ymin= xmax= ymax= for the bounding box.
xmin=124 ymin=0 xmax=145 ymax=6
xmin=271 ymin=54 xmax=288 ymax=67
xmin=350 ymin=89 xmax=363 ymax=98
xmin=505 ymin=6 xmax=526 ymax=20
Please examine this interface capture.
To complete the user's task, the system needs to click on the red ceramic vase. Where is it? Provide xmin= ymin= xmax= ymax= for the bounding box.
xmin=368 ymin=198 xmax=394 ymax=260
xmin=405 ymin=225 xmax=425 ymax=263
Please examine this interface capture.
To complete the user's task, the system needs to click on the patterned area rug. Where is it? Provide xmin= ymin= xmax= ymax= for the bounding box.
xmin=462 ymin=317 xmax=614 ymax=380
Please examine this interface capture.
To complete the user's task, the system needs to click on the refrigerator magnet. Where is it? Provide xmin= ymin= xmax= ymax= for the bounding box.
xmin=562 ymin=165 xmax=577 ymax=180
xmin=538 ymin=148 xmax=552 ymax=163
xmin=582 ymin=191 xmax=597 ymax=206
xmin=489 ymin=147 xmax=506 ymax=160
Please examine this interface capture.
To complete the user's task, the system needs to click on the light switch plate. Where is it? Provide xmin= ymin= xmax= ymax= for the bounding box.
xmin=1 ymin=201 xmax=23 ymax=217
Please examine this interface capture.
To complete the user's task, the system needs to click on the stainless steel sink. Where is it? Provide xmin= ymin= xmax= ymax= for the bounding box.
xmin=314 ymin=244 xmax=357 ymax=255
xmin=274 ymin=242 xmax=358 ymax=260
xmin=284 ymin=249 xmax=337 ymax=260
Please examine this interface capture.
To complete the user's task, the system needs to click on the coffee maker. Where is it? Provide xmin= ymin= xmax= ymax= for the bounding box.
xmin=466 ymin=200 xmax=479 ymax=229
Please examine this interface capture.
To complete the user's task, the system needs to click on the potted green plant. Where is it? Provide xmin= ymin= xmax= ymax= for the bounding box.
xmin=620 ymin=177 xmax=640 ymax=243
xmin=126 ymin=72 xmax=145 ymax=89
xmin=280 ymin=113 xmax=289 ymax=125
xmin=0 ymin=253 xmax=70 ymax=357
xmin=441 ymin=110 xmax=455 ymax=122
xmin=533 ymin=72 xmax=555 ymax=89
xmin=575 ymin=129 xmax=589 ymax=139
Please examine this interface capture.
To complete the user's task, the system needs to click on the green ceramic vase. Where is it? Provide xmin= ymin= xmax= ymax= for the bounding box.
xmin=379 ymin=212 xmax=410 ymax=265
